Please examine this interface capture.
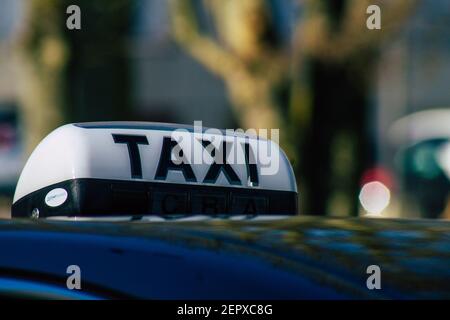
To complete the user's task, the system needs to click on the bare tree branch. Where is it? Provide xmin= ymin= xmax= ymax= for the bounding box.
xmin=168 ymin=0 xmax=243 ymax=78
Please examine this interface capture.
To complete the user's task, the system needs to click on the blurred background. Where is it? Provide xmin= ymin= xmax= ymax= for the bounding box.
xmin=0 ymin=0 xmax=450 ymax=220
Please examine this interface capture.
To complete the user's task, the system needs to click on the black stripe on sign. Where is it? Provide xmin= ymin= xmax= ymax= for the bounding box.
xmin=12 ymin=178 xmax=298 ymax=218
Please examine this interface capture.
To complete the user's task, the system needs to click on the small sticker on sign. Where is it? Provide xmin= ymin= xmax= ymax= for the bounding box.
xmin=45 ymin=188 xmax=68 ymax=207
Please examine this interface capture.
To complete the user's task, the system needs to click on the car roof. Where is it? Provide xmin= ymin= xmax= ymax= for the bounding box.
xmin=1 ymin=216 xmax=449 ymax=299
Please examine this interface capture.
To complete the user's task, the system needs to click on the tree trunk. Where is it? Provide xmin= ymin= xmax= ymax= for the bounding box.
xmin=14 ymin=0 xmax=132 ymax=155
xmin=303 ymin=55 xmax=377 ymax=216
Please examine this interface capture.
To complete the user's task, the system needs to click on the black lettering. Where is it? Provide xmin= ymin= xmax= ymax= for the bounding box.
xmin=201 ymin=140 xmax=241 ymax=185
xmin=112 ymin=134 xmax=149 ymax=179
xmin=244 ymin=142 xmax=259 ymax=186
xmin=155 ymin=137 xmax=197 ymax=182
xmin=202 ymin=196 xmax=220 ymax=214
xmin=162 ymin=194 xmax=180 ymax=214
xmin=243 ymin=199 xmax=257 ymax=214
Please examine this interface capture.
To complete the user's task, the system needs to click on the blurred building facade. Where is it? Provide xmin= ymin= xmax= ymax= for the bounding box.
xmin=129 ymin=0 xmax=235 ymax=128
xmin=0 ymin=0 xmax=25 ymax=194
xmin=374 ymin=0 xmax=450 ymax=217
xmin=376 ymin=0 xmax=450 ymax=152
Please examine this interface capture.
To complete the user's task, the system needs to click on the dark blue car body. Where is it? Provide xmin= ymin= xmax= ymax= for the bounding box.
xmin=0 ymin=216 xmax=449 ymax=299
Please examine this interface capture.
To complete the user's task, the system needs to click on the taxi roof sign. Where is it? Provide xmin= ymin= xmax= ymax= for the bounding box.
xmin=12 ymin=122 xmax=298 ymax=218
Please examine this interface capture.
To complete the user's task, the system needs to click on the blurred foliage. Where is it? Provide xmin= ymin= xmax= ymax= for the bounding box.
xmin=169 ymin=0 xmax=417 ymax=216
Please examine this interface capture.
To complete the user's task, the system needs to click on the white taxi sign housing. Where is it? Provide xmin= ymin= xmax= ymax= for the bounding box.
xmin=12 ymin=122 xmax=297 ymax=218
